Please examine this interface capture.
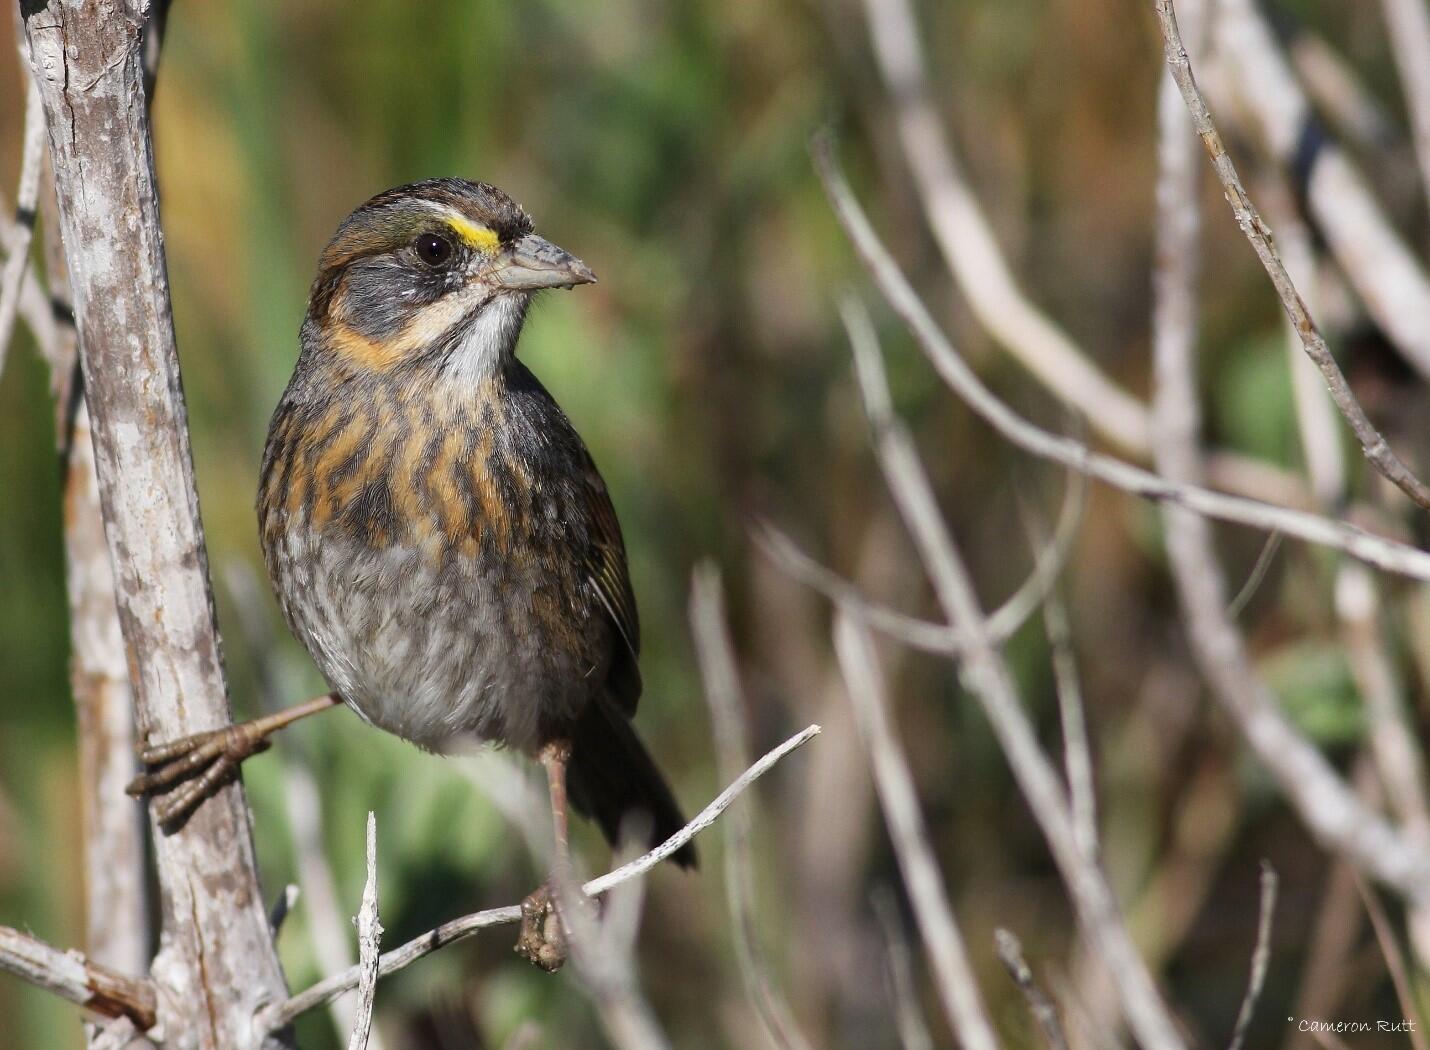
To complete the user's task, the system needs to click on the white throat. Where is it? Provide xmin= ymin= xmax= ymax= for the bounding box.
xmin=441 ymin=292 xmax=528 ymax=385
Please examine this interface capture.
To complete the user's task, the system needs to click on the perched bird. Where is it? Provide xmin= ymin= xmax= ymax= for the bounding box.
xmin=130 ymin=179 xmax=694 ymax=964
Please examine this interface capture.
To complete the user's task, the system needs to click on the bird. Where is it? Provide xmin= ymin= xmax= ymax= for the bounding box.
xmin=128 ymin=178 xmax=694 ymax=967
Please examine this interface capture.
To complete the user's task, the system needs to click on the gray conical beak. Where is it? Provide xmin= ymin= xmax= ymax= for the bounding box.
xmin=488 ymin=234 xmax=597 ymax=291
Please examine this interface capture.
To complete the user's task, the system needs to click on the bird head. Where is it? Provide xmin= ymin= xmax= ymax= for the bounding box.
xmin=304 ymin=178 xmax=595 ymax=380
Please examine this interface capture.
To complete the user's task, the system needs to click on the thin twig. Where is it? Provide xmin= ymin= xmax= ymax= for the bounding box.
xmin=1227 ymin=862 xmax=1278 ymax=1050
xmin=1148 ymin=4 xmax=1430 ymax=915
xmin=1154 ymin=0 xmax=1430 ymax=511
xmin=810 ymin=137 xmax=1430 ymax=582
xmin=0 ymin=76 xmax=44 ymax=383
xmin=1379 ymin=0 xmax=1430 ymax=206
xmin=1020 ymin=498 xmax=1098 ymax=862
xmin=553 ymin=835 xmax=672 ymax=1050
xmin=994 ymin=928 xmax=1070 ymax=1050
xmin=689 ymin=565 xmax=814 ymax=1050
xmin=754 ymin=463 xmax=1084 ymax=657
xmin=858 ymin=0 xmax=1150 ymax=454
xmin=871 ymin=890 xmax=936 ymax=1050
xmin=258 ymin=724 xmax=821 ymax=1033
xmin=347 ymin=813 xmax=382 ymax=1050
xmin=1226 ymin=533 xmax=1282 ymax=621
xmin=0 ymin=925 xmax=157 ymax=1030
xmin=1210 ymin=0 xmax=1430 ymax=383
xmin=837 ymin=293 xmax=1187 ymax=1050
xmin=833 ymin=612 xmax=999 ymax=1050
xmin=1352 ymin=873 xmax=1430 ymax=1050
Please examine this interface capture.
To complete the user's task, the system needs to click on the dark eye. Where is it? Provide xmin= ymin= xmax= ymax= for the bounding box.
xmin=415 ymin=233 xmax=453 ymax=266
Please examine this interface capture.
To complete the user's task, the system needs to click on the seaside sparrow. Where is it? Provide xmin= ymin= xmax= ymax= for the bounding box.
xmin=129 ymin=179 xmax=694 ymax=963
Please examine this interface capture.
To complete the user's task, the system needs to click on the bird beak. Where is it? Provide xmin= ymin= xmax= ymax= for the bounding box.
xmin=487 ymin=234 xmax=597 ymax=291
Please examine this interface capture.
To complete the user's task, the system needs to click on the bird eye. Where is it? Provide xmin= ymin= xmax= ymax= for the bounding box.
xmin=415 ymin=233 xmax=454 ymax=266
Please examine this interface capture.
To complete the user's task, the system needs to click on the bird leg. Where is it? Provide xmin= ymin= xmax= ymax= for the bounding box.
xmin=127 ymin=692 xmax=341 ymax=829
xmin=516 ymin=738 xmax=575 ymax=973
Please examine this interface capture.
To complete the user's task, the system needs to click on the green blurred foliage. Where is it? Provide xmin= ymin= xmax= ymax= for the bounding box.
xmin=2 ymin=0 xmax=1427 ymax=1047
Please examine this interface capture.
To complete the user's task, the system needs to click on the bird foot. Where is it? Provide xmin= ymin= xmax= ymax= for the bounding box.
xmin=515 ymin=883 xmax=568 ymax=973
xmin=126 ymin=722 xmax=274 ymax=830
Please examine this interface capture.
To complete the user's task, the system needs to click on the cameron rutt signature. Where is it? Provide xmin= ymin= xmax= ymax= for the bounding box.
xmin=1289 ymin=1015 xmax=1418 ymax=1034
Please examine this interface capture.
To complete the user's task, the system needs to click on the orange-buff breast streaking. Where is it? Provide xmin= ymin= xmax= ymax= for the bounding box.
xmin=255 ymin=178 xmax=694 ymax=867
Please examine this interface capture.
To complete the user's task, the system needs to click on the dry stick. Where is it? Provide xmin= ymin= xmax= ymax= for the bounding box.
xmin=1020 ymin=499 xmax=1098 ymax=863
xmin=0 ymin=926 xmax=156 ymax=1030
xmin=809 ymin=141 xmax=1430 ymax=583
xmin=31 ymin=163 xmax=151 ymax=984
xmin=819 ymin=142 xmax=1430 ymax=904
xmin=1148 ymin=0 xmax=1430 ymax=917
xmin=832 ymin=613 xmax=999 ymax=1050
xmin=994 ymin=929 xmax=1069 ymax=1050
xmin=1227 ymin=863 xmax=1278 ymax=1050
xmin=347 ymin=813 xmax=382 ymax=1050
xmin=1379 ymin=0 xmax=1430 ymax=207
xmin=1336 ymin=567 xmax=1430 ymax=841
xmin=858 ymin=0 xmax=1150 ymax=454
xmin=0 ymin=76 xmax=43 ymax=381
xmin=224 ymin=561 xmax=389 ymax=1050
xmin=1263 ymin=171 xmax=1344 ymax=508
xmin=259 ymin=724 xmax=821 ymax=1033
xmin=20 ymin=3 xmax=293 ymax=1043
xmin=838 ymin=295 xmax=1186 ymax=1050
xmin=689 ymin=566 xmax=815 ymax=1050
xmin=1154 ymin=0 xmax=1430 ymax=511
xmin=755 ymin=465 xmax=1085 ymax=658
xmin=1226 ymin=532 xmax=1282 ymax=621
xmin=1289 ymin=34 xmax=1397 ymax=149
xmin=871 ymin=891 xmax=936 ymax=1050
xmin=1210 ymin=0 xmax=1430 ymax=383
xmin=1352 ymin=874 xmax=1430 ymax=1050
xmin=552 ymin=837 xmax=672 ymax=1050
xmin=1336 ymin=567 xmax=1430 ymax=965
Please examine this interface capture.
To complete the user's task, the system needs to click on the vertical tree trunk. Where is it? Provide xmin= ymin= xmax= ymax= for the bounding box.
xmin=19 ymin=3 xmax=292 ymax=1046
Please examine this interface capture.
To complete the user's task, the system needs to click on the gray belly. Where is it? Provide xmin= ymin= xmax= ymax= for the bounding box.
xmin=268 ymin=525 xmax=606 ymax=752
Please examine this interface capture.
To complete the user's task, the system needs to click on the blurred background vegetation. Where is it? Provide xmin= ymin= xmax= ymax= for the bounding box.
xmin=3 ymin=0 xmax=1429 ymax=1046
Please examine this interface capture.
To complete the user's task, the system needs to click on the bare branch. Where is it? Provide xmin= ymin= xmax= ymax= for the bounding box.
xmin=347 ymin=813 xmax=382 ymax=1050
xmin=755 ymin=463 xmax=1084 ymax=658
xmin=994 ymin=928 xmax=1069 ymax=1050
xmin=0 ymin=925 xmax=156 ymax=1031
xmin=858 ymin=0 xmax=1150 ymax=454
xmin=1379 ymin=0 xmax=1430 ymax=206
xmin=1043 ymin=580 xmax=1097 ymax=864
xmin=20 ymin=2 xmax=293 ymax=1041
xmin=259 ymin=724 xmax=821 ymax=1033
xmin=1227 ymin=863 xmax=1278 ymax=1050
xmin=810 ymin=139 xmax=1430 ymax=580
xmin=554 ymin=836 xmax=672 ymax=1050
xmin=1154 ymin=0 xmax=1430 ymax=510
xmin=689 ymin=565 xmax=814 ymax=1050
xmin=833 ymin=611 xmax=999 ymax=1050
xmin=1289 ymin=33 xmax=1397 ymax=149
xmin=871 ymin=891 xmax=936 ymax=1050
xmin=1352 ymin=874 xmax=1430 ymax=1050
xmin=0 ymin=76 xmax=44 ymax=383
xmin=838 ymin=292 xmax=1186 ymax=1049
xmin=1210 ymin=0 xmax=1430 ymax=383
xmin=1150 ymin=7 xmax=1430 ymax=914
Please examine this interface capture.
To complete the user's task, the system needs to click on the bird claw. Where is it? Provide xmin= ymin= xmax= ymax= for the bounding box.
xmin=515 ymin=883 xmax=568 ymax=973
xmin=126 ymin=724 xmax=273 ymax=830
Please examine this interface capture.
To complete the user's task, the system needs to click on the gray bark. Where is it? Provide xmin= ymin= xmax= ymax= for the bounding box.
xmin=18 ymin=2 xmax=292 ymax=1046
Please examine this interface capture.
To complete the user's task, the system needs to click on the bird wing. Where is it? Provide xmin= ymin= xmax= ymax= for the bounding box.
xmin=581 ymin=452 xmax=643 ymax=716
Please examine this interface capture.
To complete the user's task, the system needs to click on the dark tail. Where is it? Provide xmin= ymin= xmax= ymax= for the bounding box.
xmin=568 ymin=696 xmax=697 ymax=869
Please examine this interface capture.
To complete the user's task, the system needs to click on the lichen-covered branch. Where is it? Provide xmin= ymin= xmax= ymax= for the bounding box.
xmin=0 ymin=926 xmax=156 ymax=1032
xmin=18 ymin=2 xmax=292 ymax=1045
